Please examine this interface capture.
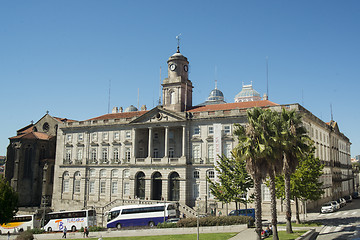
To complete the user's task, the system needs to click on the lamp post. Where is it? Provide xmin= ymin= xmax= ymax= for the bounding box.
xmin=197 ymin=202 xmax=199 ymax=240
xmin=163 ymin=197 xmax=166 ymax=223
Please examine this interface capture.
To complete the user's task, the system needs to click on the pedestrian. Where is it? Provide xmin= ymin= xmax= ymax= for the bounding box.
xmin=7 ymin=231 xmax=10 ymax=240
xmin=218 ymin=210 xmax=222 ymax=216
xmin=85 ymin=226 xmax=89 ymax=237
xmin=84 ymin=227 xmax=87 ymax=238
xmin=62 ymin=226 xmax=67 ymax=238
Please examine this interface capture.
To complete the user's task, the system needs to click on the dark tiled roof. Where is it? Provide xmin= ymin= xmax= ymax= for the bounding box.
xmin=9 ymin=132 xmax=51 ymax=140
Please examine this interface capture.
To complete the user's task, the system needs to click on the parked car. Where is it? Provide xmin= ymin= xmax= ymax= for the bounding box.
xmin=228 ymin=208 xmax=255 ymax=219
xmin=166 ymin=218 xmax=180 ymax=223
xmin=330 ymin=201 xmax=340 ymax=210
xmin=352 ymin=192 xmax=359 ymax=199
xmin=344 ymin=195 xmax=353 ymax=202
xmin=339 ymin=198 xmax=347 ymax=207
xmin=321 ymin=202 xmax=335 ymax=213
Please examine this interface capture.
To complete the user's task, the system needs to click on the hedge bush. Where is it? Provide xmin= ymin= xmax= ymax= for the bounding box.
xmin=176 ymin=216 xmax=254 ymax=228
xmin=15 ymin=231 xmax=34 ymax=240
xmin=28 ymin=228 xmax=45 ymax=234
xmin=157 ymin=222 xmax=177 ymax=228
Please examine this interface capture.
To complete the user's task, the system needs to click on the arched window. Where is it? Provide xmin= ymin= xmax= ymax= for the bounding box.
xmin=169 ymin=172 xmax=180 ymax=201
xmin=151 ymin=172 xmax=162 ymax=200
xmin=135 ymin=171 xmax=145 ymax=199
xmin=62 ymin=171 xmax=70 ymax=193
xmin=73 ymin=171 xmax=81 ymax=193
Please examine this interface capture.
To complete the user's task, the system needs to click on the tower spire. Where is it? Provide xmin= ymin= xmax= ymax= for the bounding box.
xmin=176 ymin=33 xmax=181 ymax=53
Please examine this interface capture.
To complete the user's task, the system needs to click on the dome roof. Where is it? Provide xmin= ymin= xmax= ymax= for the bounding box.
xmin=207 ymin=88 xmax=224 ymax=102
xmin=124 ymin=105 xmax=138 ymax=112
xmin=235 ymin=84 xmax=260 ymax=98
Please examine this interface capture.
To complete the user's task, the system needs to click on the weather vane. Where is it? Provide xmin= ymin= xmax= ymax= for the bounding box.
xmin=176 ymin=33 xmax=181 ymax=52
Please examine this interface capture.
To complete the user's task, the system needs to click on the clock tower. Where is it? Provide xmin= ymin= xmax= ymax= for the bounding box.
xmin=162 ymin=47 xmax=193 ymax=112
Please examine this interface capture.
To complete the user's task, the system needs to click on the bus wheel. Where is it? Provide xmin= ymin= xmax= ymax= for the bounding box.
xmin=47 ymin=227 xmax=52 ymax=232
xmin=116 ymin=223 xmax=122 ymax=229
xmin=71 ymin=226 xmax=76 ymax=232
xmin=149 ymin=221 xmax=155 ymax=228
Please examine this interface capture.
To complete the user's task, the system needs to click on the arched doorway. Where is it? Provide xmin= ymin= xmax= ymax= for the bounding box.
xmin=151 ymin=172 xmax=162 ymax=200
xmin=169 ymin=172 xmax=180 ymax=201
xmin=135 ymin=171 xmax=145 ymax=199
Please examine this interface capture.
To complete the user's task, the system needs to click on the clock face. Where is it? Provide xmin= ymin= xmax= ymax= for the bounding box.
xmin=184 ymin=65 xmax=188 ymax=72
xmin=170 ymin=64 xmax=176 ymax=71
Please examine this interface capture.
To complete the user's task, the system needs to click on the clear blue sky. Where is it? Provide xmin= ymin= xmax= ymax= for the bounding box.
xmin=1 ymin=0 xmax=359 ymax=157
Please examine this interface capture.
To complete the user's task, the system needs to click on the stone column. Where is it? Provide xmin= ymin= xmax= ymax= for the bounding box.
xmin=11 ymin=143 xmax=21 ymax=191
xmin=132 ymin=128 xmax=137 ymax=161
xmin=164 ymin=127 xmax=169 ymax=158
xmin=148 ymin=127 xmax=153 ymax=158
xmin=145 ymin=178 xmax=151 ymax=200
xmin=182 ymin=126 xmax=186 ymax=157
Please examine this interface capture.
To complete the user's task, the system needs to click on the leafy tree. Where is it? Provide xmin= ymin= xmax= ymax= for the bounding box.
xmin=273 ymin=143 xmax=324 ymax=223
xmin=280 ymin=108 xmax=310 ymax=233
xmin=207 ymin=152 xmax=254 ymax=211
xmin=0 ymin=176 xmax=18 ymax=224
xmin=234 ymin=108 xmax=273 ymax=240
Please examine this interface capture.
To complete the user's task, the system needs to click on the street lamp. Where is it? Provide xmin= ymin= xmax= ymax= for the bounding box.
xmin=197 ymin=201 xmax=199 ymax=240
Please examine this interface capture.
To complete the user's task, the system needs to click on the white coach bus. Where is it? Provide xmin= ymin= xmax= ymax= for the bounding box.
xmin=43 ymin=209 xmax=96 ymax=232
xmin=0 ymin=215 xmax=40 ymax=234
xmin=107 ymin=203 xmax=177 ymax=229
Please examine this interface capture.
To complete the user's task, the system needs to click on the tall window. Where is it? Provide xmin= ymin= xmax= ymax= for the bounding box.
xmin=78 ymin=133 xmax=83 ymax=142
xmin=77 ymin=148 xmax=83 ymax=160
xmin=153 ymin=148 xmax=159 ymax=158
xmin=193 ymin=145 xmax=200 ymax=160
xmin=92 ymin=133 xmax=98 ymax=142
xmin=193 ymin=170 xmax=200 ymax=179
xmin=208 ymin=126 xmax=214 ymax=135
xmin=207 ymin=144 xmax=214 ymax=162
xmin=113 ymin=148 xmax=119 ymax=161
xmin=114 ymin=132 xmax=120 ymax=141
xmin=111 ymin=182 xmax=118 ymax=194
xmin=100 ymin=181 xmax=106 ymax=194
xmin=125 ymin=131 xmax=131 ymax=139
xmin=111 ymin=169 xmax=118 ymax=178
xmin=66 ymin=134 xmax=72 ymax=143
xmin=125 ymin=148 xmax=131 ymax=162
xmin=124 ymin=182 xmax=130 ymax=195
xmin=194 ymin=127 xmax=200 ymax=135
xmin=102 ymin=148 xmax=108 ymax=161
xmin=74 ymin=172 xmax=81 ymax=193
xmin=89 ymin=181 xmax=95 ymax=194
xmin=207 ymin=170 xmax=215 ymax=199
xmin=65 ymin=149 xmax=71 ymax=161
xmin=62 ymin=171 xmax=70 ymax=193
xmin=123 ymin=169 xmax=130 ymax=178
xmin=224 ymin=125 xmax=231 ymax=134
xmin=103 ymin=132 xmax=109 ymax=141
xmin=169 ymin=147 xmax=174 ymax=158
xmin=91 ymin=148 xmax=97 ymax=161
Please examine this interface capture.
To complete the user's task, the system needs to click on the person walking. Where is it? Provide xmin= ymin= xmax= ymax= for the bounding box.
xmin=62 ymin=226 xmax=67 ymax=238
xmin=7 ymin=231 xmax=10 ymax=240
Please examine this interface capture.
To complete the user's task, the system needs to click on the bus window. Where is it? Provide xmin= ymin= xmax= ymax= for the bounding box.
xmin=108 ymin=210 xmax=120 ymax=222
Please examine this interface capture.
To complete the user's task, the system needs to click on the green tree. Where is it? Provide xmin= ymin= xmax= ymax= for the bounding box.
xmin=207 ymin=152 xmax=254 ymax=210
xmin=274 ymin=144 xmax=324 ymax=223
xmin=280 ymin=109 xmax=310 ymax=233
xmin=234 ymin=108 xmax=273 ymax=240
xmin=0 ymin=176 xmax=18 ymax=224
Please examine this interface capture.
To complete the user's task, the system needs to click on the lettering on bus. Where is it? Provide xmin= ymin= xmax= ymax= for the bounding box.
xmin=67 ymin=218 xmax=85 ymax=223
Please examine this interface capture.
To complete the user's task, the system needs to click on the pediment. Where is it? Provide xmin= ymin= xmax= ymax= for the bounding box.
xmin=130 ymin=106 xmax=186 ymax=124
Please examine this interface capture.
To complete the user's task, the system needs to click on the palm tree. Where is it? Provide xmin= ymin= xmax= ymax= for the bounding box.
xmin=234 ymin=108 xmax=272 ymax=240
xmin=264 ymin=110 xmax=283 ymax=240
xmin=280 ymin=108 xmax=310 ymax=233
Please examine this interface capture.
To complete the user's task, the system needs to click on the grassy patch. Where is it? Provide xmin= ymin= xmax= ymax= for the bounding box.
xmin=276 ymin=230 xmax=308 ymax=240
xmin=278 ymin=221 xmax=322 ymax=227
xmin=69 ymin=232 xmax=237 ymax=240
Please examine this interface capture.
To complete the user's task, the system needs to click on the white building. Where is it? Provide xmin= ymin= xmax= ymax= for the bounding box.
xmin=50 ymin=48 xmax=352 ymax=225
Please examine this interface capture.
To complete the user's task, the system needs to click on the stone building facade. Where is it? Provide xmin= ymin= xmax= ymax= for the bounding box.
xmin=5 ymin=47 xmax=353 ymax=223
xmin=5 ymin=114 xmax=73 ymax=207
xmin=49 ymin=48 xmax=352 ymax=224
